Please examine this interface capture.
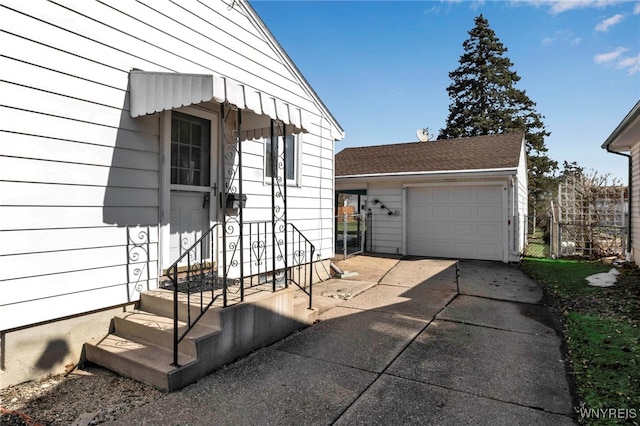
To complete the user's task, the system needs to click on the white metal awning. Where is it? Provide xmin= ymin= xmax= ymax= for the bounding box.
xmin=129 ymin=70 xmax=312 ymax=134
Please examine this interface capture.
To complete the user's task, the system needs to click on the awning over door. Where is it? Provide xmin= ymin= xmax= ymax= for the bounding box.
xmin=129 ymin=70 xmax=311 ymax=134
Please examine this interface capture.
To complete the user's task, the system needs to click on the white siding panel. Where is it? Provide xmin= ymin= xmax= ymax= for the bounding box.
xmin=1 ymin=133 xmax=157 ymax=170
xmin=368 ymin=186 xmax=403 ymax=254
xmin=0 ymin=30 xmax=128 ymax=88
xmin=1 ymin=206 xmax=158 ymax=230
xmin=632 ymin=145 xmax=640 ymax=265
xmin=0 ymin=82 xmax=138 ymax=131
xmin=0 ymin=56 xmax=128 ymax=110
xmin=0 ymin=157 xmax=158 ymax=188
xmin=0 ymin=107 xmax=159 ymax=150
xmin=0 ymin=246 xmax=158 ymax=282
xmin=104 ymin=0 xmax=293 ymax=83
xmin=156 ymin=0 xmax=286 ymax=65
xmin=1 ymin=182 xmax=158 ymax=207
xmin=0 ymin=277 xmax=157 ymax=331
xmin=1 ymin=227 xmax=159 ymax=256
xmin=1 ymin=4 xmax=168 ymax=74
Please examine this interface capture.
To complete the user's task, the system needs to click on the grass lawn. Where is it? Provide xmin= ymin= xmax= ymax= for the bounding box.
xmin=336 ymin=221 xmax=365 ymax=234
xmin=520 ymin=258 xmax=640 ymax=425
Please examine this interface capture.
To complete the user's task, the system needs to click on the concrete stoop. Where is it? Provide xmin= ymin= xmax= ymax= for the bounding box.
xmin=85 ymin=286 xmax=317 ymax=391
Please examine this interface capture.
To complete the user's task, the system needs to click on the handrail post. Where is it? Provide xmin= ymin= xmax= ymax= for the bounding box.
xmin=172 ymin=264 xmax=179 ymax=367
xmin=343 ymin=212 xmax=347 ymax=260
xmin=309 ymin=244 xmax=314 ymax=310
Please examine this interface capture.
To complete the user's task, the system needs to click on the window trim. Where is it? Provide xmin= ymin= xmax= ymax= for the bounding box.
xmin=264 ymin=133 xmax=301 ymax=186
xmin=170 ymin=110 xmax=212 ymax=189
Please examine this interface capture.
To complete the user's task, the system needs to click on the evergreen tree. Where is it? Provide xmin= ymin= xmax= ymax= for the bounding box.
xmin=439 ymin=15 xmax=558 ymax=217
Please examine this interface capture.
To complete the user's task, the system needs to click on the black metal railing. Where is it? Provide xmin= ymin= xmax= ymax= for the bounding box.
xmin=166 ymin=221 xmax=316 ymax=366
xmin=287 ymin=223 xmax=315 ymax=310
xmin=166 ymin=224 xmax=220 ymax=367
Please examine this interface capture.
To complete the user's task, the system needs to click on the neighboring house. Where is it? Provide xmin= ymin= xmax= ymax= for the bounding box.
xmin=0 ymin=0 xmax=343 ymax=388
xmin=335 ymin=133 xmax=527 ymax=263
xmin=602 ymin=100 xmax=640 ymax=266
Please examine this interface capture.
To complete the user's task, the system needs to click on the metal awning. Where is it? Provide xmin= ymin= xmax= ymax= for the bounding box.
xmin=129 ymin=70 xmax=311 ymax=135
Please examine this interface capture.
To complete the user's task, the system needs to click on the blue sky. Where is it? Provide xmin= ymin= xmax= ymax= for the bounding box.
xmin=251 ymin=0 xmax=640 ymax=183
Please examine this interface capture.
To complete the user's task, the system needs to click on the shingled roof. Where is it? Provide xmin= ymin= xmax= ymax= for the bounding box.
xmin=335 ymin=132 xmax=524 ymax=177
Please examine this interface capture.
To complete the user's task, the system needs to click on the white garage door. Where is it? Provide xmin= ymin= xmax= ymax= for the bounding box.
xmin=406 ymin=185 xmax=504 ymax=261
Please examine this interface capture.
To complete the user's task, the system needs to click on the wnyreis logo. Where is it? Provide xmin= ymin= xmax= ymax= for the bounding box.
xmin=574 ymin=402 xmax=638 ymax=421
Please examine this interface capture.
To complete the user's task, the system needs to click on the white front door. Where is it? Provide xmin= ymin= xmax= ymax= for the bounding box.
xmin=164 ymin=110 xmax=216 ymax=270
xmin=170 ymin=192 xmax=211 ymax=265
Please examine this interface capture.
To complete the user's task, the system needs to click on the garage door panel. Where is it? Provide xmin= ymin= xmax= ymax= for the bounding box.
xmin=478 ymin=243 xmax=501 ymax=259
xmin=452 ymin=223 xmax=473 ymax=237
xmin=454 ymin=242 xmax=474 ymax=257
xmin=478 ymin=186 xmax=502 ymax=202
xmin=454 ymin=187 xmax=475 ymax=202
xmin=453 ymin=205 xmax=474 ymax=220
xmin=478 ymin=224 xmax=499 ymax=238
xmin=432 ymin=188 xmax=451 ymax=202
xmin=431 ymin=205 xmax=450 ymax=219
xmin=478 ymin=205 xmax=501 ymax=220
xmin=432 ymin=224 xmax=450 ymax=237
xmin=407 ymin=185 xmax=504 ymax=261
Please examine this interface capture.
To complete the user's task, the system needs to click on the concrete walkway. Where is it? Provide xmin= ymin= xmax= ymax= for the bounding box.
xmin=112 ymin=256 xmax=577 ymax=425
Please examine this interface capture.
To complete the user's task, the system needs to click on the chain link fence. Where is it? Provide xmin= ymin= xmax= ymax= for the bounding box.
xmin=525 ymin=215 xmax=628 ymax=259
xmin=525 ymin=215 xmax=550 ymax=258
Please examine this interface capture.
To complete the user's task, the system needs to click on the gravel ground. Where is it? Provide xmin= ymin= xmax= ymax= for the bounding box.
xmin=0 ymin=364 xmax=164 ymax=425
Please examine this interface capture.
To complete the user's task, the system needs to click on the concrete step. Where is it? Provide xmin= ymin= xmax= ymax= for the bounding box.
xmin=113 ymin=310 xmax=220 ymax=358
xmin=140 ymin=289 xmax=221 ymax=328
xmin=85 ymin=334 xmax=193 ymax=391
xmin=293 ymin=289 xmax=318 ymax=324
xmin=86 ymin=285 xmax=317 ymax=391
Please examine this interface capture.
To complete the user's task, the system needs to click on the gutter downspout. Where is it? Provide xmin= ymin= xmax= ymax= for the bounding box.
xmin=605 ymin=147 xmax=632 ymax=260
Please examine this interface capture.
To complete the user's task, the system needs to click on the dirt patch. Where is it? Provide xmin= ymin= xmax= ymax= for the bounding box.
xmin=0 ymin=364 xmax=163 ymax=425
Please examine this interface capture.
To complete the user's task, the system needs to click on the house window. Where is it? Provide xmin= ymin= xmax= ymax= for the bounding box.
xmin=171 ymin=111 xmax=210 ymax=187
xmin=265 ymin=134 xmax=298 ymax=184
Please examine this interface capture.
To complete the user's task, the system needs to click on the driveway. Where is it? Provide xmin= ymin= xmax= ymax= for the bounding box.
xmin=112 ymin=257 xmax=577 ymax=425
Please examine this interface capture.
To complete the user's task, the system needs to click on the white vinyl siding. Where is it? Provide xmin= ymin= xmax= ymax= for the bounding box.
xmin=367 ymin=185 xmax=404 ymax=254
xmin=632 ymin=145 xmax=640 ymax=266
xmin=0 ymin=0 xmax=338 ymax=331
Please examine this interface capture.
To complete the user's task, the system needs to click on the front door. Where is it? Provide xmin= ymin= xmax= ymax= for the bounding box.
xmin=167 ymin=111 xmax=215 ymax=268
xmin=169 ymin=192 xmax=210 ymax=265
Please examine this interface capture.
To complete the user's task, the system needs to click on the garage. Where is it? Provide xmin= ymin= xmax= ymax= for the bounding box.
xmin=406 ymin=185 xmax=505 ymax=261
xmin=335 ymin=133 xmax=527 ymax=263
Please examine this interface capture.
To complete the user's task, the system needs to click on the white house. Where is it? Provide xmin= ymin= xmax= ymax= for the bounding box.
xmin=0 ymin=0 xmax=343 ymax=389
xmin=335 ymin=133 xmax=528 ymax=263
xmin=602 ymin=100 xmax=640 ymax=266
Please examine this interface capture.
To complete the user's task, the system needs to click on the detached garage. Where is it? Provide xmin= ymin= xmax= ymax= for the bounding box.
xmin=335 ymin=133 xmax=527 ymax=263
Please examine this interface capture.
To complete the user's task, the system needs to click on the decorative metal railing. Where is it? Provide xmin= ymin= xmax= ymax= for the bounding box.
xmin=165 ymin=221 xmax=315 ymax=366
xmin=166 ymin=224 xmax=220 ymax=367
xmin=287 ymin=223 xmax=315 ymax=309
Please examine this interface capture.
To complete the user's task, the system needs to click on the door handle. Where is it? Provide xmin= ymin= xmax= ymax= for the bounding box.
xmin=203 ymin=193 xmax=210 ymax=208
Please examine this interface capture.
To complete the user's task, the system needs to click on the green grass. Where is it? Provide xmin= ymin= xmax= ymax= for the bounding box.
xmin=337 ymin=221 xmax=365 ymax=234
xmin=520 ymin=258 xmax=611 ymax=301
xmin=520 ymin=258 xmax=640 ymax=425
xmin=565 ymin=312 xmax=640 ymax=417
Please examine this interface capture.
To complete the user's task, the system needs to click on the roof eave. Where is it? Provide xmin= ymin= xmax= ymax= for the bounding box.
xmin=336 ymin=167 xmax=519 ymax=181
xmin=602 ymin=101 xmax=640 ymax=152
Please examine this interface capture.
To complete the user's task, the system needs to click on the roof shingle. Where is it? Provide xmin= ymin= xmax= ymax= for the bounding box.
xmin=335 ymin=132 xmax=524 ymax=177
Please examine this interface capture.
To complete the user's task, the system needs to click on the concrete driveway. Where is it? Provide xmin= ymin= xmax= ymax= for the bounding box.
xmin=113 ymin=256 xmax=577 ymax=425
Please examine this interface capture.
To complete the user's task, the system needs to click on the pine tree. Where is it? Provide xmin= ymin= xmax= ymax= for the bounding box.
xmin=439 ymin=14 xmax=557 ymax=218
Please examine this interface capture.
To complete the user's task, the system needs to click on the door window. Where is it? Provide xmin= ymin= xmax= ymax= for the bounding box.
xmin=171 ymin=111 xmax=211 ymax=187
